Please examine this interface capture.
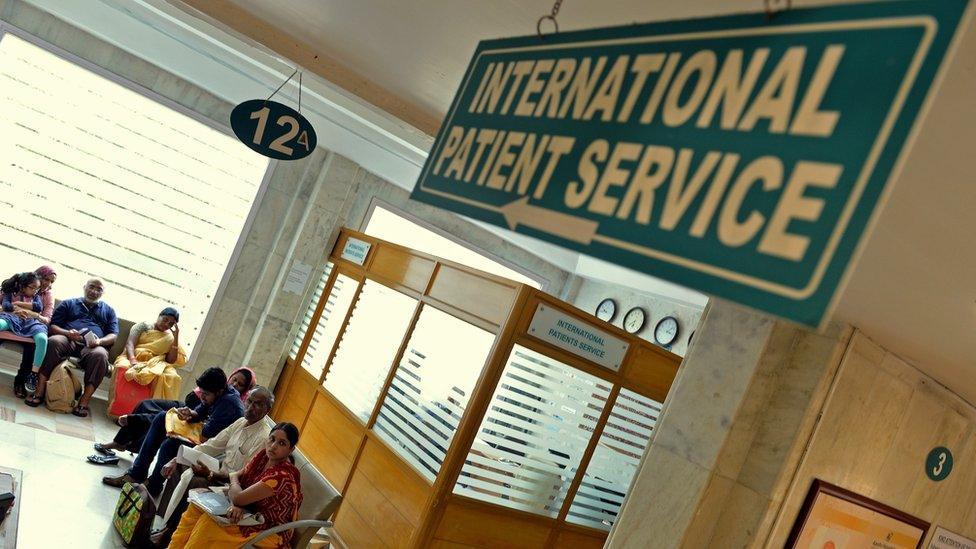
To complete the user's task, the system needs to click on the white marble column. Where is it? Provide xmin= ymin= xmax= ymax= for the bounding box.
xmin=607 ymin=299 xmax=852 ymax=548
xmin=607 ymin=300 xmax=775 ymax=548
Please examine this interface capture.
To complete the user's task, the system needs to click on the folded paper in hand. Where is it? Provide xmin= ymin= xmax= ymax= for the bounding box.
xmin=176 ymin=445 xmax=220 ymax=473
xmin=83 ymin=330 xmax=97 ymax=345
xmin=165 ymin=408 xmax=204 ymax=445
xmin=188 ymin=488 xmax=264 ymax=527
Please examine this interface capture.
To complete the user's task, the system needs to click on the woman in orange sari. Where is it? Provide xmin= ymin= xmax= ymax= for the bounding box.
xmin=167 ymin=422 xmax=304 ymax=548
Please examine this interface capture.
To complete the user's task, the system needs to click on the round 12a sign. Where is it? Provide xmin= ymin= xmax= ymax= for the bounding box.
xmin=231 ymin=99 xmax=317 ymax=160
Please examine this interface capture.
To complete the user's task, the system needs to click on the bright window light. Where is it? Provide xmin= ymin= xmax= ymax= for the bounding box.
xmin=364 ymin=204 xmax=544 ymax=289
xmin=0 ymin=33 xmax=269 ymax=352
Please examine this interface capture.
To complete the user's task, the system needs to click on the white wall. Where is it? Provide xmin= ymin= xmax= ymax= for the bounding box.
xmin=563 ymin=276 xmax=705 ymax=357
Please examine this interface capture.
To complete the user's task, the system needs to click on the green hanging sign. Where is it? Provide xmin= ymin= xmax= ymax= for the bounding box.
xmin=410 ymin=0 xmax=970 ymax=326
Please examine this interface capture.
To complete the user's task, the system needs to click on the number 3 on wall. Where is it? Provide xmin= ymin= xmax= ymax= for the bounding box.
xmin=925 ymin=446 xmax=953 ymax=482
xmin=231 ymin=99 xmax=318 ymax=161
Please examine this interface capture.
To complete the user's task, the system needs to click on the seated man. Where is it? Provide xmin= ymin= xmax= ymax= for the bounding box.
xmin=26 ymin=278 xmax=118 ymax=417
xmin=149 ymin=387 xmax=274 ymax=546
xmin=103 ymin=367 xmax=243 ymax=496
xmin=91 ymin=366 xmax=258 ymax=456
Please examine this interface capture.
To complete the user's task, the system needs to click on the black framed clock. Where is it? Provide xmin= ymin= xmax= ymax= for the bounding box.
xmin=595 ymin=298 xmax=617 ymax=322
xmin=654 ymin=316 xmax=680 ymax=345
xmin=622 ymin=307 xmax=647 ymax=333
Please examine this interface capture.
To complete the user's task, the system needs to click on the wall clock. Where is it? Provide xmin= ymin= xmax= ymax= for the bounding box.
xmin=654 ymin=316 xmax=680 ymax=345
xmin=595 ymin=298 xmax=617 ymax=322
xmin=622 ymin=307 xmax=646 ymax=333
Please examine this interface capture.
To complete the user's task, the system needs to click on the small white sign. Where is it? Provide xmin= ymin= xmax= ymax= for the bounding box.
xmin=528 ymin=303 xmax=629 ymax=371
xmin=341 ymin=237 xmax=371 ymax=265
xmin=283 ymin=261 xmax=313 ymax=295
xmin=930 ymin=527 xmax=976 ymax=549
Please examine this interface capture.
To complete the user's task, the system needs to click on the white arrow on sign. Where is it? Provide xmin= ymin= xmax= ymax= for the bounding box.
xmin=501 ymin=196 xmax=598 ymax=245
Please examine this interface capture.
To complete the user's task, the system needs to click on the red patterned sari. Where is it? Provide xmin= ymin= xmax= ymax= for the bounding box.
xmin=237 ymin=449 xmax=304 ymax=546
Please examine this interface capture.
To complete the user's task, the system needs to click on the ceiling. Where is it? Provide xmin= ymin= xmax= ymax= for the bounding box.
xmin=27 ymin=0 xmax=973 ymax=403
xmin=215 ymin=0 xmax=976 ymax=404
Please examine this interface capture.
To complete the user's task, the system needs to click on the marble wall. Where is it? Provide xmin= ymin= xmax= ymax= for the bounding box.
xmin=609 ymin=309 xmax=976 ymax=548
xmin=764 ymin=332 xmax=976 ymax=546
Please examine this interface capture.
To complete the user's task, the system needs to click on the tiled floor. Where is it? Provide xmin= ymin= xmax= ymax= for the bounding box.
xmin=0 ymin=372 xmax=139 ymax=548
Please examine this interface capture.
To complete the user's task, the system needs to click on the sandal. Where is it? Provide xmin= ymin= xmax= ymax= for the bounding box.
xmin=72 ymin=405 xmax=90 ymax=418
xmin=94 ymin=443 xmax=117 ymax=456
xmin=87 ymin=454 xmax=120 ymax=466
xmin=24 ymin=395 xmax=42 ymax=407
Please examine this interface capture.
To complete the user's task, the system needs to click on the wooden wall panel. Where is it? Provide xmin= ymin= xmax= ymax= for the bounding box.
xmin=427 ymin=265 xmax=517 ymax=326
xmin=334 ymin=502 xmax=388 ymax=549
xmin=333 ymin=435 xmax=432 ymax=548
xmin=622 ymin=343 xmax=680 ymax=402
xmin=552 ymin=528 xmax=607 ymax=549
xmin=300 ymin=392 xmax=366 ymax=489
xmin=273 ymin=367 xmax=317 ymax=428
xmin=342 ymin=460 xmax=417 ymax=548
xmin=369 ymin=245 xmax=435 ymax=293
xmin=355 ymin=435 xmax=430 ymax=527
xmin=433 ymin=500 xmax=553 ymax=548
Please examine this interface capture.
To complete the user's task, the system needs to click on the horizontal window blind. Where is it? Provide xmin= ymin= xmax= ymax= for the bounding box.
xmin=566 ymin=388 xmax=662 ymax=530
xmin=288 ymin=263 xmax=332 ymax=360
xmin=323 ymin=280 xmax=416 ymax=422
xmin=453 ymin=345 xmax=611 ymax=517
xmin=0 ymin=33 xmax=268 ymax=351
xmin=294 ymin=267 xmax=358 ymax=380
xmin=373 ymin=305 xmax=495 ymax=482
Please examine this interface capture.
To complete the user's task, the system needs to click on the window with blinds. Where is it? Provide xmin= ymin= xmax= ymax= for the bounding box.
xmin=291 ymin=267 xmax=360 ymax=380
xmin=0 ymin=33 xmax=268 ymax=351
xmin=453 ymin=345 xmax=612 ymax=517
xmin=373 ymin=305 xmax=495 ymax=482
xmin=322 ymin=280 xmax=417 ymax=422
xmin=288 ymin=263 xmax=333 ymax=361
xmin=566 ymin=388 xmax=662 ymax=530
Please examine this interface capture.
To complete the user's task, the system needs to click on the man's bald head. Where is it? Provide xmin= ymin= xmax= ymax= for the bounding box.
xmin=83 ymin=278 xmax=105 ymax=303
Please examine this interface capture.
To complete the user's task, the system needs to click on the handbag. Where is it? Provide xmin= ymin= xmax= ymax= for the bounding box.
xmin=112 ymin=481 xmax=156 ymax=547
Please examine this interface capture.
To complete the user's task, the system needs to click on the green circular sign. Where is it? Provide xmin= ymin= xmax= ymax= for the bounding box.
xmin=925 ymin=446 xmax=952 ymax=481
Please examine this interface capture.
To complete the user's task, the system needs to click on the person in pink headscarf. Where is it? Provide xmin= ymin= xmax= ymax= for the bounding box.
xmin=194 ymin=366 xmax=256 ymax=403
xmin=11 ymin=265 xmax=56 ymax=398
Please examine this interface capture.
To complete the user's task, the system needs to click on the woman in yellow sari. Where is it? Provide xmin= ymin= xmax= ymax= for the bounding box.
xmin=116 ymin=307 xmax=187 ymax=399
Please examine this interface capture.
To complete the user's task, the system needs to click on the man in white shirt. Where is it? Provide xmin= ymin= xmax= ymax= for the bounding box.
xmin=149 ymin=386 xmax=274 ymax=546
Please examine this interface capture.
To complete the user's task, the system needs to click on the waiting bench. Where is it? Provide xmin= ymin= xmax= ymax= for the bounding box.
xmin=0 ymin=317 xmax=134 ymax=402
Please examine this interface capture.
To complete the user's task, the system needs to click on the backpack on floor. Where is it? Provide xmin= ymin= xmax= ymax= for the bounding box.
xmin=113 ymin=481 xmax=156 ymax=547
xmin=45 ymin=360 xmax=81 ymax=414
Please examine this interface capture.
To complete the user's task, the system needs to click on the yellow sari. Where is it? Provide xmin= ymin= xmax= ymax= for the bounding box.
xmin=115 ymin=326 xmax=188 ymax=399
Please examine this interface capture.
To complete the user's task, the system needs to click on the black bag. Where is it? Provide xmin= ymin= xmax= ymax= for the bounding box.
xmin=113 ymin=482 xmax=156 ymax=547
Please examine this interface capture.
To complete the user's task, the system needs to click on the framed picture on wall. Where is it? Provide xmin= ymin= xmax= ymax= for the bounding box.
xmin=785 ymin=479 xmax=929 ymax=549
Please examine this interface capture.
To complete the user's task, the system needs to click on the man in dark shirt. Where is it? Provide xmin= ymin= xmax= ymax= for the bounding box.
xmin=26 ymin=278 xmax=119 ymax=417
xmin=103 ymin=367 xmax=244 ymax=496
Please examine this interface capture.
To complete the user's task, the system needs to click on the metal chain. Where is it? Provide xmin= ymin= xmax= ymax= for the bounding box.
xmin=265 ymin=68 xmax=299 ymax=104
xmin=537 ymin=0 xmax=564 ymax=37
xmin=550 ymin=0 xmax=563 ymax=18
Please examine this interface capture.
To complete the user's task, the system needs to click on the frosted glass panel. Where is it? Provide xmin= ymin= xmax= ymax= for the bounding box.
xmin=453 ymin=345 xmax=611 ymax=517
xmin=566 ymin=388 xmax=662 ymax=530
xmin=374 ymin=305 xmax=495 ymax=482
xmin=289 ymin=263 xmax=333 ymax=360
xmin=323 ymin=280 xmax=416 ymax=422
xmin=296 ymin=269 xmax=356 ymax=379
